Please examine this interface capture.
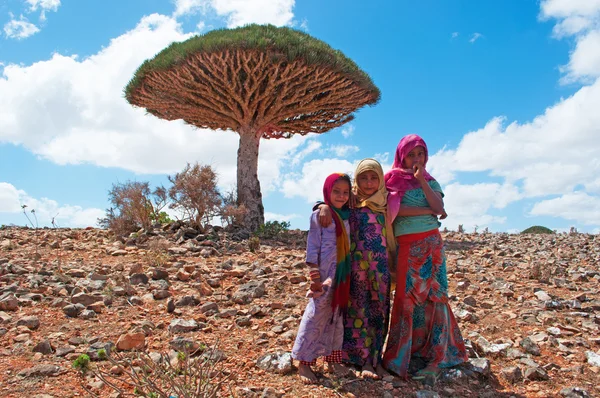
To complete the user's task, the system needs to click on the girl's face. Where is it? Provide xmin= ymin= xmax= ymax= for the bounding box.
xmin=403 ymin=145 xmax=426 ymax=169
xmin=330 ymin=179 xmax=350 ymax=209
xmin=356 ymin=170 xmax=380 ymax=196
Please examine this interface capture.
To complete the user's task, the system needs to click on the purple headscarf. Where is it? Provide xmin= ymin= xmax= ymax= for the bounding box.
xmin=384 ymin=134 xmax=435 ymax=222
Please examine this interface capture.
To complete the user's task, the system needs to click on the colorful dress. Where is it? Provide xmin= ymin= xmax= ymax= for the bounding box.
xmin=383 ymin=183 xmax=467 ymax=378
xmin=292 ymin=210 xmax=350 ymax=362
xmin=343 ymin=207 xmax=391 ymax=368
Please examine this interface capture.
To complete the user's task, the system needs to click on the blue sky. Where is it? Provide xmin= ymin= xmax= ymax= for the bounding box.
xmin=2 ymin=0 xmax=600 ymax=233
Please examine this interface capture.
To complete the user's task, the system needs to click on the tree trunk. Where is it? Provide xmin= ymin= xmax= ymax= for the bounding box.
xmin=237 ymin=130 xmax=264 ymax=231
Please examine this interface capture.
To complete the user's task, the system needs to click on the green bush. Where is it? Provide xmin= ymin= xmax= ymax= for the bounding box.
xmin=521 ymin=225 xmax=554 ymax=234
xmin=72 ymin=354 xmax=90 ymax=373
xmin=256 ymin=220 xmax=290 ymax=238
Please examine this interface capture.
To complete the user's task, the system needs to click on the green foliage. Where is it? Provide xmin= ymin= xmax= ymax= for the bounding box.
xmin=97 ymin=348 xmax=107 ymax=360
xmin=256 ymin=220 xmax=290 ymax=238
xmin=248 ymin=236 xmax=260 ymax=252
xmin=521 ymin=225 xmax=554 ymax=234
xmin=72 ymin=354 xmax=90 ymax=373
xmin=125 ymin=24 xmax=379 ymax=102
xmin=150 ymin=211 xmax=172 ymax=224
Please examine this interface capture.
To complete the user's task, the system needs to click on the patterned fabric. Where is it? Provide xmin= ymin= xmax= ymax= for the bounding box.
xmin=385 ymin=134 xmax=435 ymax=222
xmin=342 ymin=207 xmax=391 ymax=368
xmin=322 ymin=173 xmax=352 ymax=315
xmin=292 ymin=211 xmax=350 ymax=362
xmin=393 ymin=181 xmax=443 ymax=236
xmin=383 ymin=230 xmax=467 ymax=378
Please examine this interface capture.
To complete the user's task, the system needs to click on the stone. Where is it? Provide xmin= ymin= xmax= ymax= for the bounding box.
xmin=18 ymin=364 xmax=64 ymax=378
xmin=63 ymin=303 xmax=85 ymax=318
xmin=129 ymin=273 xmax=149 ymax=285
xmin=232 ymin=280 xmax=266 ymax=304
xmin=169 ymin=319 xmax=199 ymax=334
xmin=152 ymin=267 xmax=169 ymax=280
xmin=169 ymin=337 xmax=202 ymax=353
xmin=33 ymin=340 xmax=53 ymax=355
xmin=256 ymin=351 xmax=293 ymax=375
xmin=0 ymin=294 xmax=19 ymax=311
xmin=523 ymin=366 xmax=549 ymax=381
xmin=501 ymin=366 xmax=523 ymax=384
xmin=468 ymin=358 xmax=491 ymax=376
xmin=71 ymin=293 xmax=104 ymax=307
xmin=116 ymin=332 xmax=145 ymax=351
xmin=585 ymin=351 xmax=600 ymax=367
xmin=520 ymin=337 xmax=541 ymax=356
xmin=16 ymin=315 xmax=40 ymax=330
xmin=560 ymin=387 xmax=590 ymax=398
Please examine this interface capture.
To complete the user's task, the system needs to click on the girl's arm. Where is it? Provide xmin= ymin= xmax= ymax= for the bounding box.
xmin=305 ymin=213 xmax=323 ymax=292
xmin=414 ymin=165 xmax=445 ymax=214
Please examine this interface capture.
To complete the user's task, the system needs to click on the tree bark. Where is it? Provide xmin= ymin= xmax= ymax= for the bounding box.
xmin=237 ymin=130 xmax=264 ymax=231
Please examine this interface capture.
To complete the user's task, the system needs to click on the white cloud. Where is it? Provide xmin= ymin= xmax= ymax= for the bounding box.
xmin=264 ymin=212 xmax=300 ymax=222
xmin=341 ymin=125 xmax=354 ymax=138
xmin=26 ymin=0 xmax=61 ymax=11
xmin=281 ymin=158 xmax=354 ymax=202
xmin=0 ymin=13 xmax=308 ymax=198
xmin=0 ymin=182 xmax=104 ymax=228
xmin=530 ymin=191 xmax=600 ymax=225
xmin=327 ymin=144 xmax=359 ymax=158
xmin=4 ymin=15 xmax=40 ymax=39
xmin=173 ymin=0 xmax=295 ymax=27
xmin=540 ymin=0 xmax=600 ymax=82
xmin=429 ymin=77 xmax=600 ymax=199
xmin=290 ymin=140 xmax=322 ymax=166
xmin=451 ymin=32 xmax=459 ymax=39
xmin=469 ymin=32 xmax=483 ymax=43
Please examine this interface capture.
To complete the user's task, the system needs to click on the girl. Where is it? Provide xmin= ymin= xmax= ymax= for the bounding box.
xmin=292 ymin=173 xmax=352 ymax=384
xmin=316 ymin=159 xmax=394 ymax=379
xmin=382 ymin=134 xmax=467 ymax=379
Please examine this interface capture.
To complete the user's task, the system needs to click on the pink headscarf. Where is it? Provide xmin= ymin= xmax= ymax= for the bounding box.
xmin=384 ymin=134 xmax=435 ymax=222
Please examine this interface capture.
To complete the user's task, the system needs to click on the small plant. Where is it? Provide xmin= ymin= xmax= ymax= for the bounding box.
xmin=457 ymin=224 xmax=464 ymax=233
xmin=97 ymin=348 xmax=107 ymax=360
xmin=21 ymin=205 xmax=41 ymax=261
xmin=81 ymin=344 xmax=235 ymax=398
xmin=248 ymin=236 xmax=260 ymax=252
xmin=72 ymin=354 xmax=90 ymax=373
xmin=256 ymin=220 xmax=290 ymax=238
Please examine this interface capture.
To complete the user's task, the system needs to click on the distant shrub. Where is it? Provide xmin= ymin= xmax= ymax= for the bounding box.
xmin=521 ymin=225 xmax=554 ymax=234
xmin=98 ymin=181 xmax=167 ymax=235
xmin=256 ymin=220 xmax=291 ymax=238
xmin=219 ymin=189 xmax=247 ymax=228
xmin=168 ymin=163 xmax=222 ymax=229
xmin=72 ymin=354 xmax=90 ymax=373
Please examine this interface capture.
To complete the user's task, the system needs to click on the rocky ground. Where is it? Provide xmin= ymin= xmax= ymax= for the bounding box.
xmin=0 ymin=224 xmax=598 ymax=398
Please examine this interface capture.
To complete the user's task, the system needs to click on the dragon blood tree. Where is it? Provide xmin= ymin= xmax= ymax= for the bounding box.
xmin=125 ymin=24 xmax=380 ymax=231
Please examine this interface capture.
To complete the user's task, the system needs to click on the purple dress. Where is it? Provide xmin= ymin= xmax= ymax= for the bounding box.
xmin=292 ymin=210 xmax=350 ymax=362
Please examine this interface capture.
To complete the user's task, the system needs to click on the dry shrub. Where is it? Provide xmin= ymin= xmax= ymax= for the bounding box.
xmin=98 ymin=181 xmax=167 ymax=236
xmin=168 ymin=163 xmax=222 ymax=229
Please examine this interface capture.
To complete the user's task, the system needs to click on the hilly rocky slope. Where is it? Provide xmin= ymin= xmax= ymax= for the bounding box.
xmin=0 ymin=225 xmax=598 ymax=398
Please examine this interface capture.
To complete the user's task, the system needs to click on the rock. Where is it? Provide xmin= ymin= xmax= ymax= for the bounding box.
xmin=63 ymin=303 xmax=85 ymax=318
xmin=585 ymin=351 xmax=600 ymax=367
xmin=232 ymin=280 xmax=266 ymax=304
xmin=87 ymin=342 xmax=114 ymax=360
xmin=169 ymin=319 xmax=199 ymax=334
xmin=0 ymin=311 xmax=12 ymax=323
xmin=152 ymin=267 xmax=169 ymax=280
xmin=501 ymin=366 xmax=523 ymax=384
xmin=0 ymin=294 xmax=19 ymax=311
xmin=463 ymin=296 xmax=477 ymax=306
xmin=560 ymin=387 xmax=590 ymax=397
xmin=534 ymin=290 xmax=552 ymax=301
xmin=153 ymin=289 xmax=171 ymax=300
xmin=474 ymin=335 xmax=510 ymax=356
xmin=18 ymin=364 xmax=65 ymax=378
xmin=33 ymin=340 xmax=54 ymax=355
xmin=468 ymin=358 xmax=491 ymax=376
xmin=65 ymin=268 xmax=86 ymax=278
xmin=129 ymin=273 xmax=149 ymax=285
xmin=235 ymin=316 xmax=252 ymax=327
xmin=167 ymin=298 xmax=175 ymax=313
xmin=199 ymin=302 xmax=219 ymax=315
xmin=80 ymin=309 xmax=97 ymax=319
xmin=256 ymin=351 xmax=293 ymax=375
xmin=415 ymin=391 xmax=440 ymax=398
xmin=55 ymin=346 xmax=75 ymax=357
xmin=520 ymin=337 xmax=541 ymax=356
xmin=169 ymin=337 xmax=202 ymax=353
xmin=71 ymin=293 xmax=104 ymax=307
xmin=16 ymin=315 xmax=40 ymax=330
xmin=523 ymin=366 xmax=549 ymax=381
xmin=116 ymin=332 xmax=145 ymax=351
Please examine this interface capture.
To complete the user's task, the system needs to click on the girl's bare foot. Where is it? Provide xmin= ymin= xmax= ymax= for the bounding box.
xmin=361 ymin=363 xmax=380 ymax=379
xmin=298 ymin=363 xmax=318 ymax=384
xmin=375 ymin=363 xmax=391 ymax=378
xmin=327 ymin=362 xmax=351 ymax=377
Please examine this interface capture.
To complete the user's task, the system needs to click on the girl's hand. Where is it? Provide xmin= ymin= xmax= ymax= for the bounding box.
xmin=349 ymin=191 xmax=357 ymax=209
xmin=439 ymin=209 xmax=448 ymax=220
xmin=310 ymin=281 xmax=323 ymax=292
xmin=413 ymin=164 xmax=426 ymax=182
xmin=318 ymin=205 xmax=333 ymax=227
